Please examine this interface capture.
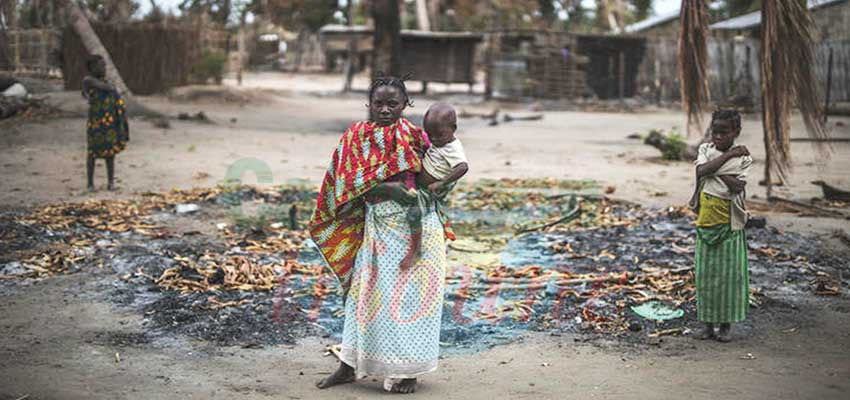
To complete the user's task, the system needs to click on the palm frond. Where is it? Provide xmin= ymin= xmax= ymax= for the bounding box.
xmin=761 ymin=0 xmax=829 ymax=181
xmin=678 ymin=0 xmax=710 ymax=135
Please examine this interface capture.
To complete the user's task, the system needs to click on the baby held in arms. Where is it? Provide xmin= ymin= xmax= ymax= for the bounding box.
xmin=401 ymin=102 xmax=469 ymax=268
xmin=417 ymin=102 xmax=469 ymax=194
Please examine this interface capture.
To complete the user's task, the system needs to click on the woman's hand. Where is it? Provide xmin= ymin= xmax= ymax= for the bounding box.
xmin=373 ymin=182 xmax=418 ymax=206
xmin=427 ymin=181 xmax=444 ymax=194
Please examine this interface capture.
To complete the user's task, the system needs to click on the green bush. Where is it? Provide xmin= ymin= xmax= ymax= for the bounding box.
xmin=662 ymin=131 xmax=687 ymax=161
xmin=644 ymin=129 xmax=688 ymax=161
xmin=194 ymin=51 xmax=227 ymax=84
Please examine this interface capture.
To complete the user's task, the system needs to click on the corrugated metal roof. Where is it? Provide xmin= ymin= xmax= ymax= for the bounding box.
xmin=711 ymin=0 xmax=848 ymax=30
xmin=318 ymin=24 xmax=371 ymax=34
xmin=624 ymin=10 xmax=679 ymax=33
xmin=319 ymin=24 xmax=482 ymax=39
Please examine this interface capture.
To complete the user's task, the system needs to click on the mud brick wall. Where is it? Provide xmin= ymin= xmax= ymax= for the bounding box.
xmin=812 ymin=1 xmax=850 ymax=41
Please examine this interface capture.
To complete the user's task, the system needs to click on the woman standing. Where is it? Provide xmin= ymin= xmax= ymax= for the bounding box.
xmin=310 ymin=76 xmax=448 ymax=394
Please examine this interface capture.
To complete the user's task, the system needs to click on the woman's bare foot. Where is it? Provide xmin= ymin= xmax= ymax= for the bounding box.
xmin=390 ymin=378 xmax=417 ymax=394
xmin=716 ymin=323 xmax=732 ymax=342
xmin=316 ymin=362 xmax=355 ymax=389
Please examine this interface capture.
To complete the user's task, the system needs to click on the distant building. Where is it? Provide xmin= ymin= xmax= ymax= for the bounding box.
xmin=624 ymin=10 xmax=679 ymax=38
xmin=711 ymin=0 xmax=850 ymax=41
xmin=626 ymin=0 xmax=850 ymax=105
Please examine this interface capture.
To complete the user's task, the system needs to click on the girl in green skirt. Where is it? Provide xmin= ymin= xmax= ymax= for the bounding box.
xmin=690 ymin=109 xmax=752 ymax=342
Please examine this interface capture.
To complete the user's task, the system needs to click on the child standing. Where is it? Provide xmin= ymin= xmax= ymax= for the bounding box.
xmin=82 ymin=54 xmax=129 ymax=191
xmin=690 ymin=109 xmax=752 ymax=342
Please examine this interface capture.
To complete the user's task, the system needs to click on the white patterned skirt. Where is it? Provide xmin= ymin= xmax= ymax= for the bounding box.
xmin=339 ymin=196 xmax=447 ymax=379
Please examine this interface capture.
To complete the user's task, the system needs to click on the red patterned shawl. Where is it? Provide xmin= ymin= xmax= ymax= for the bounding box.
xmin=308 ymin=118 xmax=429 ymax=293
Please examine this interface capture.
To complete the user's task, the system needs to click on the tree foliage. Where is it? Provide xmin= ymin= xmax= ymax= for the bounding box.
xmin=179 ymin=0 xmax=233 ymax=25
xmin=251 ymin=0 xmax=339 ymax=32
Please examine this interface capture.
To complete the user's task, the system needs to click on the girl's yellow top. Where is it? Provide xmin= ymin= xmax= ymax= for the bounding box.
xmin=696 ymin=191 xmax=731 ymax=227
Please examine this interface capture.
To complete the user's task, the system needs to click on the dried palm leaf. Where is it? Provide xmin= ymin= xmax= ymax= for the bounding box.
xmin=761 ymin=0 xmax=829 ymax=185
xmin=678 ymin=0 xmax=710 ymax=135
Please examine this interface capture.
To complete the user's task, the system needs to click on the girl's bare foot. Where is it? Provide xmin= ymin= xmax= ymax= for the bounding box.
xmin=316 ymin=362 xmax=355 ymax=389
xmin=696 ymin=323 xmax=715 ymax=340
xmin=389 ymin=378 xmax=417 ymax=394
xmin=716 ymin=323 xmax=732 ymax=342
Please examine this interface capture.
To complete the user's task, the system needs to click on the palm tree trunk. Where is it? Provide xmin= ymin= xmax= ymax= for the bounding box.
xmin=63 ymin=0 xmax=131 ymax=95
xmin=62 ymin=0 xmax=161 ymax=118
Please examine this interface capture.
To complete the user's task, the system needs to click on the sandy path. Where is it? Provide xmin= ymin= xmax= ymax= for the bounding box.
xmin=1 ymin=272 xmax=848 ymax=400
xmin=2 ymin=80 xmax=849 ymax=210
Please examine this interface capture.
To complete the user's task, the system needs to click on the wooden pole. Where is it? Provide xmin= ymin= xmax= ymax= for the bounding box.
xmin=342 ymin=0 xmax=356 ymax=92
xmin=370 ymin=0 xmax=402 ymax=79
xmin=824 ymin=47 xmax=833 ymax=123
xmin=13 ymin=30 xmax=20 ymax=72
xmin=618 ymin=50 xmax=625 ymax=100
xmin=40 ymin=30 xmax=49 ymax=75
xmin=237 ymin=10 xmax=245 ymax=86
xmin=764 ymin=121 xmax=773 ymax=198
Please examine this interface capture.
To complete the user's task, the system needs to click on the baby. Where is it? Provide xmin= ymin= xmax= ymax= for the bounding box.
xmin=400 ymin=103 xmax=468 ymax=268
xmin=418 ymin=102 xmax=469 ymax=194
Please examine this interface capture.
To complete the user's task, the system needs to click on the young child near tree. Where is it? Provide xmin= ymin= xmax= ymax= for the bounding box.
xmin=82 ymin=54 xmax=129 ymax=191
xmin=690 ymin=109 xmax=752 ymax=342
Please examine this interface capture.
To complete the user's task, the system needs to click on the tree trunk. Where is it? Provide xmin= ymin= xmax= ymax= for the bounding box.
xmin=293 ymin=29 xmax=307 ymax=73
xmin=371 ymin=0 xmax=402 ymax=79
xmin=427 ymin=0 xmax=440 ymax=30
xmin=237 ymin=10 xmax=246 ymax=85
xmin=64 ymin=0 xmax=130 ymax=95
xmin=1 ymin=0 xmax=17 ymax=29
xmin=342 ymin=0 xmax=356 ymax=92
xmin=415 ymin=0 xmax=431 ymax=31
xmin=62 ymin=0 xmax=161 ymax=118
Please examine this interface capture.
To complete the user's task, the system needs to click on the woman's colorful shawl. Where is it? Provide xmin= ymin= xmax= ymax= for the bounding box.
xmin=309 ymin=118 xmax=429 ymax=294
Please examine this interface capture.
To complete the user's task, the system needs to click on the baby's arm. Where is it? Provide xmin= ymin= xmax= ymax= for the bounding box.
xmin=429 ymin=162 xmax=468 ymax=193
xmin=416 ymin=169 xmax=440 ymax=188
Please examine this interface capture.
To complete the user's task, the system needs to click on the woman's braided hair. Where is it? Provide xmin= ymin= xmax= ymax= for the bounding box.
xmin=368 ymin=72 xmax=414 ymax=108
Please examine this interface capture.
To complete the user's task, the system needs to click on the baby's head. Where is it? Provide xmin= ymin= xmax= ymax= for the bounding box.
xmin=709 ymin=109 xmax=742 ymax=151
xmin=423 ymin=102 xmax=457 ymax=147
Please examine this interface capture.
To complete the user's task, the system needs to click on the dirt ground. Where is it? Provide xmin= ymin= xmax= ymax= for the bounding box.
xmin=1 ymin=72 xmax=849 ymax=399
